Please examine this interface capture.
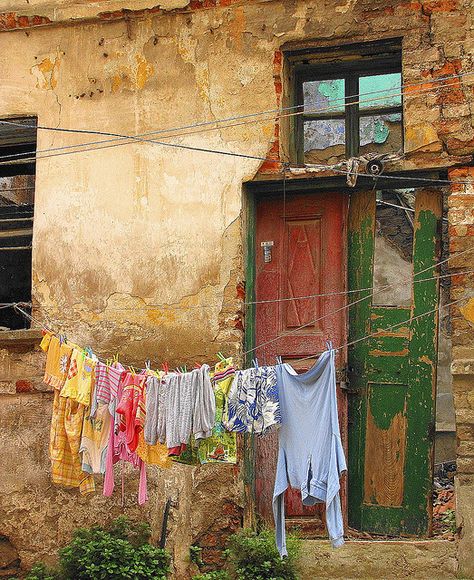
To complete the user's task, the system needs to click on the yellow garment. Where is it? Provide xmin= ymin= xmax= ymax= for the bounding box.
xmin=42 ymin=334 xmax=74 ymax=390
xmin=49 ymin=390 xmax=95 ymax=494
xmin=60 ymin=349 xmax=96 ymax=406
xmin=213 ymin=357 xmax=235 ymax=395
xmin=80 ymin=403 xmax=111 ymax=474
xmin=136 ymin=432 xmax=172 ymax=468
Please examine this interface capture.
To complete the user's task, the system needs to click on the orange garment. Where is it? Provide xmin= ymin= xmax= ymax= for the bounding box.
xmin=41 ymin=333 xmax=73 ymax=390
xmin=49 ymin=390 xmax=95 ymax=494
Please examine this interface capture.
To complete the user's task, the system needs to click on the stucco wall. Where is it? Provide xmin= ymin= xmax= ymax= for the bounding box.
xmin=0 ymin=0 xmax=473 ymax=576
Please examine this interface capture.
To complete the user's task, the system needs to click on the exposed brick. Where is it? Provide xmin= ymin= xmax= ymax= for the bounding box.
xmin=15 ymin=380 xmax=33 ymax=393
xmin=0 ymin=12 xmax=51 ymax=30
xmin=422 ymin=0 xmax=459 ymax=13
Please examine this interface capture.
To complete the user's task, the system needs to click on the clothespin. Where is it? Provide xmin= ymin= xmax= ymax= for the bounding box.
xmin=216 ymin=352 xmax=226 ymax=362
xmin=252 ymin=358 xmax=259 ymax=369
xmin=129 ymin=366 xmax=136 ymax=376
xmin=145 ymin=359 xmax=151 ymax=371
xmin=276 ymin=355 xmax=283 ymax=365
xmin=326 ymin=340 xmax=333 ymax=352
xmin=162 ymin=362 xmax=169 ymax=374
xmin=194 ymin=362 xmax=202 ymax=369
xmin=113 ymin=353 xmax=119 ymax=364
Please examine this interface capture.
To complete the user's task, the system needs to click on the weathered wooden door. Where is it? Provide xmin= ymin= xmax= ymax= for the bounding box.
xmin=348 ymin=188 xmax=441 ymax=536
xmin=253 ymin=191 xmax=347 ymax=534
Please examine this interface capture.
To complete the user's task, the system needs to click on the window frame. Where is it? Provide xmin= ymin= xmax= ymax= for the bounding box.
xmin=290 ymin=48 xmax=403 ymax=164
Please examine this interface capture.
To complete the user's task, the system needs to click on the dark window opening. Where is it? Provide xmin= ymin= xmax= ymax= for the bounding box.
xmin=0 ymin=117 xmax=37 ymax=330
xmin=287 ymin=40 xmax=403 ymax=164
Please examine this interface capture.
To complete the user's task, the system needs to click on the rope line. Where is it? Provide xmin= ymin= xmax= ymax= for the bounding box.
xmin=242 ymin=244 xmax=474 ymax=356
xmin=12 ymin=295 xmax=468 ymax=370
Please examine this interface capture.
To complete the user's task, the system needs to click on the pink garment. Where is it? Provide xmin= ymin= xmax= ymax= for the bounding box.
xmin=103 ymin=378 xmax=148 ymax=505
xmin=116 ymin=373 xmax=146 ymax=453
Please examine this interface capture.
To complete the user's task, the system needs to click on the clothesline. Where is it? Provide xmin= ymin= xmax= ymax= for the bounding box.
xmin=12 ymin=292 xmax=467 ymax=375
xmin=242 ymin=244 xmax=474 ymax=356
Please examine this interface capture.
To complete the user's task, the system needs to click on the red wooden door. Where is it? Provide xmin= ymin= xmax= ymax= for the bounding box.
xmin=254 ymin=192 xmax=347 ymax=533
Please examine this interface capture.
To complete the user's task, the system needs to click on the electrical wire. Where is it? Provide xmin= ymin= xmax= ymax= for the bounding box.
xmin=0 ymin=71 xmax=471 ymax=173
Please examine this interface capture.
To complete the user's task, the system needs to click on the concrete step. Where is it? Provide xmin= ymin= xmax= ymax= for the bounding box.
xmin=298 ymin=539 xmax=458 ymax=579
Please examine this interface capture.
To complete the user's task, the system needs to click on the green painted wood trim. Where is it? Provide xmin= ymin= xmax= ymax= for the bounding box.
xmin=348 ymin=190 xmax=376 ymax=530
xmin=243 ymin=188 xmax=257 ymax=529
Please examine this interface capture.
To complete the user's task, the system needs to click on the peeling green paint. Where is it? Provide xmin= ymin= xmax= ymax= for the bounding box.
xmin=348 ymin=189 xmax=441 ymax=536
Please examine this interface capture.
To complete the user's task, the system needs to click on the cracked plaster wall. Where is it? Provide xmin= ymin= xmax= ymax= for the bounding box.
xmin=0 ymin=0 xmax=473 ymax=576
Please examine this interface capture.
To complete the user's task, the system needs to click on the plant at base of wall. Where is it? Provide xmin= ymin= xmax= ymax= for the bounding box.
xmin=226 ymin=529 xmax=300 ymax=580
xmin=23 ymin=517 xmax=170 ymax=580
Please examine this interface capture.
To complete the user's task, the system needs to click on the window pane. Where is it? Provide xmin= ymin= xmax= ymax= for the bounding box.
xmin=360 ymin=113 xmax=402 ymax=155
xmin=373 ymin=190 xmax=414 ymax=307
xmin=304 ymin=119 xmax=345 ymax=163
xmin=303 ymin=79 xmax=345 ymax=114
xmin=359 ymin=72 xmax=401 ymax=109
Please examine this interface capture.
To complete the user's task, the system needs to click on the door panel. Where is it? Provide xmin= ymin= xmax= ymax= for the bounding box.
xmin=348 ymin=188 xmax=441 ymax=536
xmin=254 ymin=192 xmax=347 ymax=532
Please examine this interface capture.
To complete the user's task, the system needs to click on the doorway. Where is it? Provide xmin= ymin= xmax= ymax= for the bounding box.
xmin=250 ymin=185 xmax=441 ymax=538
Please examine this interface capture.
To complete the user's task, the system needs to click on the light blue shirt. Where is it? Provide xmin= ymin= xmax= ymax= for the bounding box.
xmin=273 ymin=348 xmax=347 ymax=556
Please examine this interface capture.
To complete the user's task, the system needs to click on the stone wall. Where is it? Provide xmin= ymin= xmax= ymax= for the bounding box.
xmin=0 ymin=0 xmax=472 ymax=576
xmin=448 ymin=166 xmax=474 ymax=578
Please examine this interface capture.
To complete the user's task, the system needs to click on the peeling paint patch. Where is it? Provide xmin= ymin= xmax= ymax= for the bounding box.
xmin=31 ymin=49 xmax=63 ymax=90
xmin=108 ymin=53 xmax=154 ymax=93
xmin=460 ymin=297 xmax=474 ymax=324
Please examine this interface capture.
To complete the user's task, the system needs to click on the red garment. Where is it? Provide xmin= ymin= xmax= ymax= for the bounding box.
xmin=168 ymin=443 xmax=187 ymax=457
xmin=116 ymin=373 xmax=146 ymax=453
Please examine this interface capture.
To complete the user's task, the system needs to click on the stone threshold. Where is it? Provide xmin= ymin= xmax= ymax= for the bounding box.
xmin=298 ymin=539 xmax=457 ymax=580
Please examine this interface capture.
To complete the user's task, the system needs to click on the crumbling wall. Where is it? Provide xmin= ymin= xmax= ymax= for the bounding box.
xmin=0 ymin=0 xmax=472 ymax=576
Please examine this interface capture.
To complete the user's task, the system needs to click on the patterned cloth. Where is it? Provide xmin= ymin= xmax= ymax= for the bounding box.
xmin=41 ymin=333 xmax=74 ymax=390
xmin=49 ymin=389 xmax=95 ymax=493
xmin=224 ymin=365 xmax=281 ymax=434
xmin=198 ymin=359 xmax=237 ymax=464
xmin=95 ymin=361 xmax=125 ymax=407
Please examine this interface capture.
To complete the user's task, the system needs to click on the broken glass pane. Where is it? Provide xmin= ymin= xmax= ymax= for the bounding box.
xmin=359 ymin=72 xmax=402 ymax=109
xmin=359 ymin=113 xmax=402 ymax=155
xmin=372 ymin=190 xmax=414 ymax=307
xmin=303 ymin=119 xmax=345 ymax=163
xmin=303 ymin=79 xmax=345 ymax=114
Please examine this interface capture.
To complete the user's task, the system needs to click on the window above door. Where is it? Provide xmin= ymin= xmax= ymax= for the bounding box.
xmin=286 ymin=40 xmax=403 ymax=164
